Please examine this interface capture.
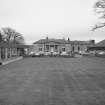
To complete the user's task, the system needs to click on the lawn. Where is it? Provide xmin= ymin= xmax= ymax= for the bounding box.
xmin=0 ymin=57 xmax=105 ymax=105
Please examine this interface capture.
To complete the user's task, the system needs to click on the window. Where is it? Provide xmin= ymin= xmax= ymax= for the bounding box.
xmin=46 ymin=45 xmax=49 ymax=51
xmin=55 ymin=45 xmax=58 ymax=50
xmin=72 ymin=46 xmax=74 ymax=51
xmin=39 ymin=48 xmax=42 ymax=51
xmin=78 ymin=46 xmax=80 ymax=51
xmin=62 ymin=47 xmax=65 ymax=52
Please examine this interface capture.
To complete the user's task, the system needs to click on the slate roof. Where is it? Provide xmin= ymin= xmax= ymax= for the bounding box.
xmin=87 ymin=40 xmax=105 ymax=51
xmin=96 ymin=40 xmax=105 ymax=47
xmin=33 ymin=38 xmax=93 ymax=45
xmin=71 ymin=40 xmax=93 ymax=45
xmin=33 ymin=39 xmax=68 ymax=44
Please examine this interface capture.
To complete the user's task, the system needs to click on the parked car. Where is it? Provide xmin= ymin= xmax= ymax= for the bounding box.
xmin=96 ymin=51 xmax=105 ymax=57
xmin=60 ymin=52 xmax=69 ymax=57
xmin=32 ymin=52 xmax=40 ymax=57
xmin=53 ymin=52 xmax=60 ymax=56
xmin=79 ymin=51 xmax=90 ymax=56
xmin=39 ymin=51 xmax=44 ymax=56
xmin=29 ymin=52 xmax=34 ymax=56
xmin=98 ymin=51 xmax=105 ymax=55
xmin=44 ymin=52 xmax=51 ymax=56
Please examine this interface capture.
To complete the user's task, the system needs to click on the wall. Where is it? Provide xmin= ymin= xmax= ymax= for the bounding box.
xmin=65 ymin=44 xmax=72 ymax=52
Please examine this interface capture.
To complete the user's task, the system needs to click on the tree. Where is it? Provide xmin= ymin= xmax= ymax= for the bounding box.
xmin=1 ymin=27 xmax=25 ymax=44
xmin=14 ymin=32 xmax=25 ymax=44
xmin=0 ymin=31 xmax=3 ymax=42
xmin=92 ymin=0 xmax=105 ymax=31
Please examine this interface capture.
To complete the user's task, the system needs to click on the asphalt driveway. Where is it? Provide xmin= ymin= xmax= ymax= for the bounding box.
xmin=0 ymin=57 xmax=105 ymax=105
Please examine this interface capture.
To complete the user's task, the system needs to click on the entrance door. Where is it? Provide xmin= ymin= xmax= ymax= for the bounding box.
xmin=50 ymin=47 xmax=54 ymax=52
xmin=50 ymin=45 xmax=54 ymax=52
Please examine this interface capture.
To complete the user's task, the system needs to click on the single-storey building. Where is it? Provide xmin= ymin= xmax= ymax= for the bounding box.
xmin=88 ymin=39 xmax=105 ymax=51
xmin=0 ymin=41 xmax=31 ymax=61
xmin=33 ymin=37 xmax=95 ymax=53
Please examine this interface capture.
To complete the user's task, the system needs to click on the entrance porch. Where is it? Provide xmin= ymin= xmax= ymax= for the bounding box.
xmin=45 ymin=44 xmax=59 ymax=52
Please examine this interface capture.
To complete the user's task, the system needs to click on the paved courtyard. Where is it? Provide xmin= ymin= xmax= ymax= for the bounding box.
xmin=0 ymin=57 xmax=105 ymax=105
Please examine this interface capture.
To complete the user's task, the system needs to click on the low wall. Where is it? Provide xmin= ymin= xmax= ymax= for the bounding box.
xmin=0 ymin=56 xmax=23 ymax=65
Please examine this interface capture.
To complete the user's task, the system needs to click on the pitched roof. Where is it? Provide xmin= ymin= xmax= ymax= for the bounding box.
xmin=71 ymin=40 xmax=93 ymax=45
xmin=96 ymin=40 xmax=105 ymax=47
xmin=33 ymin=38 xmax=93 ymax=45
xmin=33 ymin=38 xmax=69 ymax=44
xmin=87 ymin=40 xmax=105 ymax=50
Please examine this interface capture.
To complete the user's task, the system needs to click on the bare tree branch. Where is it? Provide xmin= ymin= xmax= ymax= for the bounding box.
xmin=92 ymin=0 xmax=105 ymax=30
xmin=92 ymin=23 xmax=105 ymax=31
xmin=1 ymin=27 xmax=25 ymax=44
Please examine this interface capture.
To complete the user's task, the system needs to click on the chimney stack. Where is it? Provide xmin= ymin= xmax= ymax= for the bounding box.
xmin=68 ymin=37 xmax=70 ymax=41
xmin=46 ymin=36 xmax=48 ymax=40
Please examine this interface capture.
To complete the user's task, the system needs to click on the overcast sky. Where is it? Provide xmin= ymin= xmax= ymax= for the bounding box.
xmin=0 ymin=0 xmax=104 ymax=44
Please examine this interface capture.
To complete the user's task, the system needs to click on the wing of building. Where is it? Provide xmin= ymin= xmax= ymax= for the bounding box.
xmin=33 ymin=37 xmax=95 ymax=53
xmin=88 ymin=39 xmax=105 ymax=51
xmin=0 ymin=41 xmax=32 ymax=61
